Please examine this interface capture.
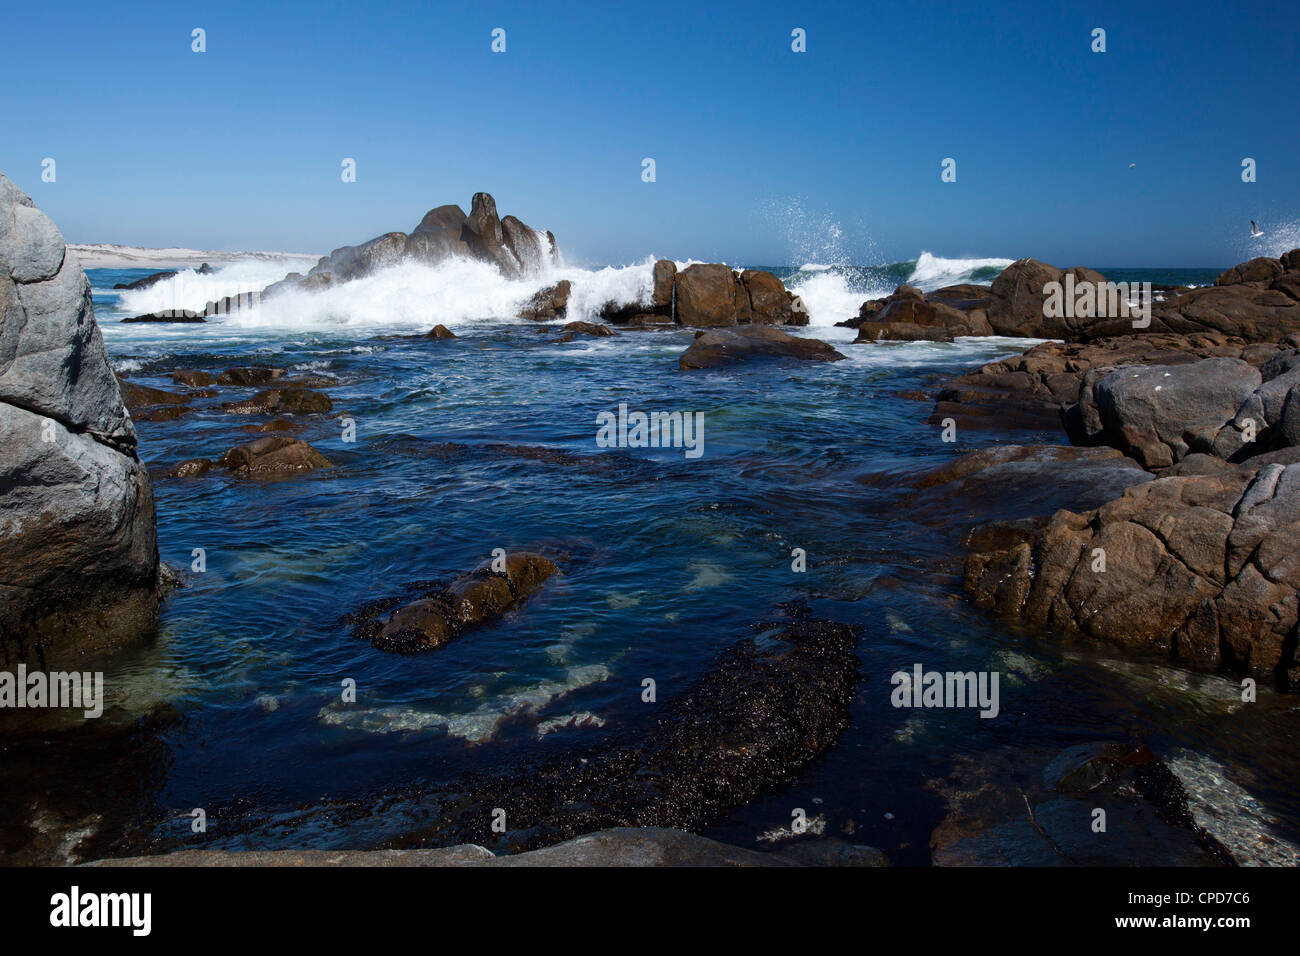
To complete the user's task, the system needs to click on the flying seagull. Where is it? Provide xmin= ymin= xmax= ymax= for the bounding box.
xmin=1129 ymin=163 xmax=1136 ymax=168
xmin=1251 ymin=220 xmax=1265 ymax=238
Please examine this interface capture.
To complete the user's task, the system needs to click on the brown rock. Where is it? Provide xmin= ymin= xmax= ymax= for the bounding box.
xmin=216 ymin=366 xmax=286 ymax=387
xmin=218 ymin=436 xmax=333 ymax=475
xmin=360 ymin=552 xmax=560 ymax=653
xmin=171 ymin=369 xmax=214 ymax=387
xmin=674 ymin=263 xmax=737 ymax=326
xmin=222 ymin=388 xmax=333 ymax=415
xmin=652 ymin=259 xmax=677 ymax=309
xmin=679 ymin=325 xmax=846 ymax=369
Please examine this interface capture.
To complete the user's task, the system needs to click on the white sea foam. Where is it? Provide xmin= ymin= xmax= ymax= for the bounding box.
xmin=907 ymin=251 xmax=1014 ymax=287
xmin=115 ymin=258 xmax=321 ymax=316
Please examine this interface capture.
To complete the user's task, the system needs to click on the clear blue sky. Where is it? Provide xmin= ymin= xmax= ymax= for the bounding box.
xmin=3 ymin=0 xmax=1295 ymax=267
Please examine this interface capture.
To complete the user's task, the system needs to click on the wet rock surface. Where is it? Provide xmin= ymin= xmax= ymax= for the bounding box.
xmin=930 ymin=742 xmax=1235 ymax=865
xmin=0 ymin=171 xmax=159 ymax=664
xmin=348 ymin=552 xmax=560 ymax=653
xmin=679 ymin=325 xmax=845 ymax=369
xmin=965 ymin=460 xmax=1300 ymax=686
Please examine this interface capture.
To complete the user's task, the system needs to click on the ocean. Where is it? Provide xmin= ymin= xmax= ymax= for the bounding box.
xmin=8 ymin=252 xmax=1293 ymax=865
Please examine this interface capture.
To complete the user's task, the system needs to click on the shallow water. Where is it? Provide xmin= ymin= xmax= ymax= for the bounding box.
xmin=4 ymin=259 xmax=1293 ymax=865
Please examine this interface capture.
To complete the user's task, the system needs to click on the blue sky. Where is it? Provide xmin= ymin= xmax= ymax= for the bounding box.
xmin=3 ymin=0 xmax=1295 ymax=267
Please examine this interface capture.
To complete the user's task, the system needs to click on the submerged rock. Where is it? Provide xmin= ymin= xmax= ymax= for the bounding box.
xmin=0 ymin=170 xmax=159 ymax=664
xmin=349 ymin=552 xmax=560 ymax=653
xmin=164 ymin=617 xmax=860 ymax=856
xmin=221 ymin=387 xmax=333 ymax=415
xmin=215 ymin=366 xmax=286 ymax=387
xmin=930 ymin=742 xmax=1235 ymax=866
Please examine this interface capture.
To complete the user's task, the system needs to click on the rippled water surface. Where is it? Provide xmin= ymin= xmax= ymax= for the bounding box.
xmin=7 ymin=263 xmax=1293 ymax=865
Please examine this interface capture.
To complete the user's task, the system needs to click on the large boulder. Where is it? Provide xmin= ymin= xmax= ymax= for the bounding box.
xmin=679 ymin=326 xmax=846 ymax=369
xmin=742 ymin=269 xmax=809 ymax=326
xmin=674 ymin=263 xmax=737 ymax=326
xmin=0 ymin=171 xmax=159 ymax=664
xmin=1071 ymin=358 xmax=1262 ymax=469
xmin=932 ymin=332 xmax=1270 ymax=437
xmin=987 ymin=258 xmax=1109 ymax=338
xmin=407 ymin=204 xmax=473 ymax=264
xmin=263 ymin=193 xmax=557 ymax=300
xmin=855 ymin=284 xmax=992 ymax=342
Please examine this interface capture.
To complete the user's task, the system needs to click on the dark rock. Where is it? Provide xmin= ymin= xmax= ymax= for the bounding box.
xmin=169 ymin=457 xmax=214 ymax=478
xmin=349 ymin=552 xmax=560 ymax=653
xmin=171 ymin=369 xmax=214 ymax=387
xmin=426 ymin=324 xmax=457 ymax=339
xmin=215 ymin=366 xmax=286 ymax=387
xmin=679 ymin=325 xmax=846 ymax=369
xmin=121 ymin=310 xmax=204 ymax=324
xmin=652 ymin=259 xmax=676 ymax=309
xmin=221 ymin=387 xmax=333 ymax=415
xmin=217 ymin=436 xmax=332 ymax=476
xmin=519 ymin=280 xmax=571 ymax=320
xmin=742 ymin=269 xmax=809 ymax=326
xmin=562 ymin=321 xmax=615 ymax=337
xmin=117 ymin=380 xmax=192 ymax=413
xmin=113 ymin=269 xmax=177 ymax=290
xmin=1216 ymin=257 xmax=1285 ymax=287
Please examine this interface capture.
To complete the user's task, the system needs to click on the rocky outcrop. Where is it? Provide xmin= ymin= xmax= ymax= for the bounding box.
xmin=219 ymin=436 xmax=332 ymax=475
xmin=854 ymin=284 xmax=993 ymax=342
xmin=257 ymin=193 xmax=556 ymax=306
xmin=930 ymin=742 xmax=1235 ymax=865
xmin=594 ymin=261 xmax=807 ymax=328
xmin=215 ymin=366 xmax=286 ymax=387
xmin=348 ymin=552 xmax=560 ymax=653
xmin=0 ymin=171 xmax=159 ymax=664
xmin=930 ymin=332 xmax=1280 ymax=434
xmin=857 ymin=251 xmax=1300 ymax=344
xmin=519 ymin=280 xmax=571 ymax=320
xmin=965 ymin=460 xmax=1300 ymax=687
xmin=679 ymin=326 xmax=845 ymax=369
xmin=170 ymin=436 xmax=333 ymax=479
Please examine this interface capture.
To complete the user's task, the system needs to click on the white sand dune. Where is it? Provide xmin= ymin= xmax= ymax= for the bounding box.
xmin=69 ymin=243 xmax=321 ymax=270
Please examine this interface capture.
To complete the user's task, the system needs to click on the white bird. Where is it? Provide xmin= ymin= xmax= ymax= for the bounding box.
xmin=1251 ymin=220 xmax=1265 ymax=238
xmin=1129 ymin=163 xmax=1136 ymax=168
